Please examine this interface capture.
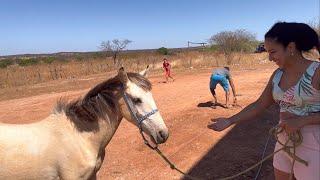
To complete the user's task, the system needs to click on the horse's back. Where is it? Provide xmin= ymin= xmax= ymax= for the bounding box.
xmin=0 ymin=120 xmax=53 ymax=148
xmin=0 ymin=118 xmax=60 ymax=179
xmin=0 ymin=113 xmax=102 ymax=180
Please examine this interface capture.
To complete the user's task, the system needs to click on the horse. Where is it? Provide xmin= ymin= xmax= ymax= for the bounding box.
xmin=0 ymin=66 xmax=169 ymax=180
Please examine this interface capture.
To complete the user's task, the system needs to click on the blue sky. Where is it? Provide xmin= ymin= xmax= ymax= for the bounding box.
xmin=0 ymin=0 xmax=319 ymax=55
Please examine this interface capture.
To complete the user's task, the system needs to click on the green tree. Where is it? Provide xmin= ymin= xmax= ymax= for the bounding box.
xmin=157 ymin=47 xmax=169 ymax=55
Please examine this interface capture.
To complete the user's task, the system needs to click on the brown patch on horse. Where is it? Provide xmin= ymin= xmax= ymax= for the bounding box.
xmin=54 ymin=72 xmax=152 ymax=125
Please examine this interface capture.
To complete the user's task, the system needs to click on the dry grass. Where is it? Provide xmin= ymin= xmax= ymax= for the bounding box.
xmin=0 ymin=51 xmax=269 ymax=101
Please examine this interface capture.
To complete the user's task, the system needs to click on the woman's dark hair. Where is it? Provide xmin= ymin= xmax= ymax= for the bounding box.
xmin=265 ymin=22 xmax=320 ymax=52
xmin=224 ymin=66 xmax=230 ymax=71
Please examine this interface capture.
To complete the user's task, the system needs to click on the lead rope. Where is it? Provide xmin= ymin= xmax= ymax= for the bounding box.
xmin=120 ymin=87 xmax=307 ymax=179
xmin=145 ymin=125 xmax=307 ymax=180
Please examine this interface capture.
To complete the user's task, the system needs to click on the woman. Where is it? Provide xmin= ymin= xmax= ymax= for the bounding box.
xmin=208 ymin=22 xmax=320 ymax=180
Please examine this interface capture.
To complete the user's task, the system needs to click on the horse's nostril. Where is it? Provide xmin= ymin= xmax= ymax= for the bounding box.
xmin=159 ymin=130 xmax=168 ymax=140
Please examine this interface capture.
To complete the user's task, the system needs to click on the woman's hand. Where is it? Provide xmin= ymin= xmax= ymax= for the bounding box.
xmin=279 ymin=112 xmax=305 ymax=134
xmin=208 ymin=118 xmax=232 ymax=131
xmin=279 ymin=117 xmax=305 ymax=134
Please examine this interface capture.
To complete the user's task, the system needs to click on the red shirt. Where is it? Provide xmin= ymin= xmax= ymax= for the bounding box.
xmin=163 ymin=61 xmax=170 ymax=71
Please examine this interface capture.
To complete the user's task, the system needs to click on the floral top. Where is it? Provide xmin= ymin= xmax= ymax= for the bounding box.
xmin=272 ymin=61 xmax=320 ymax=116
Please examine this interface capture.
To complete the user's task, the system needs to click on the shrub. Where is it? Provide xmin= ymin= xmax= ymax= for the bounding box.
xmin=157 ymin=47 xmax=169 ymax=55
xmin=17 ymin=58 xmax=39 ymax=66
xmin=0 ymin=59 xmax=14 ymax=68
xmin=209 ymin=29 xmax=257 ymax=53
xmin=207 ymin=44 xmax=219 ymax=52
xmin=42 ymin=57 xmax=55 ymax=64
xmin=92 ymin=52 xmax=105 ymax=59
xmin=75 ymin=55 xmax=85 ymax=61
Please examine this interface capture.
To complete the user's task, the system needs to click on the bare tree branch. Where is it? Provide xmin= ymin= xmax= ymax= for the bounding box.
xmin=100 ymin=39 xmax=132 ymax=65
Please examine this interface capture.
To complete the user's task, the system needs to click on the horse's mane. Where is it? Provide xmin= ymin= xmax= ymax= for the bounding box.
xmin=54 ymin=72 xmax=152 ymax=124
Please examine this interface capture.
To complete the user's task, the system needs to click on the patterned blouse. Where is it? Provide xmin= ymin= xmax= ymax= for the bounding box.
xmin=272 ymin=61 xmax=320 ymax=116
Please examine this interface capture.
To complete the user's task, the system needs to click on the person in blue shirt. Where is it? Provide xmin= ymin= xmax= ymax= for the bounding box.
xmin=210 ymin=67 xmax=237 ymax=108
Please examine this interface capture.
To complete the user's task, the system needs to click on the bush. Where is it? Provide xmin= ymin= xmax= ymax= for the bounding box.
xmin=17 ymin=58 xmax=39 ymax=66
xmin=75 ymin=55 xmax=85 ymax=61
xmin=209 ymin=29 xmax=257 ymax=53
xmin=207 ymin=44 xmax=220 ymax=52
xmin=55 ymin=56 xmax=69 ymax=63
xmin=92 ymin=52 xmax=105 ymax=59
xmin=157 ymin=47 xmax=169 ymax=55
xmin=0 ymin=59 xmax=14 ymax=68
xmin=42 ymin=57 xmax=55 ymax=64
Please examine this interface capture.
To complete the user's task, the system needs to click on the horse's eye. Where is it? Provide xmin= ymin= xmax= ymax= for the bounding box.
xmin=132 ymin=98 xmax=142 ymax=104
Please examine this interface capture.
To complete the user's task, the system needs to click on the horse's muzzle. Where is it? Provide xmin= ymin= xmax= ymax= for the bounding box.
xmin=155 ymin=129 xmax=169 ymax=144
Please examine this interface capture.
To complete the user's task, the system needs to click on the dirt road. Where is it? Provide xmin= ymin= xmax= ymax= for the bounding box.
xmin=0 ymin=64 xmax=279 ymax=179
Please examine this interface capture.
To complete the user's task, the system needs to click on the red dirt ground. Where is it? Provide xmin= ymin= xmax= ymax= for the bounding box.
xmin=0 ymin=64 xmax=280 ymax=180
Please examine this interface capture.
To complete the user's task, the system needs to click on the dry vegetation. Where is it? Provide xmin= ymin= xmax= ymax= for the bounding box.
xmin=2 ymin=48 xmax=318 ymax=102
xmin=0 ymin=50 xmax=268 ymax=88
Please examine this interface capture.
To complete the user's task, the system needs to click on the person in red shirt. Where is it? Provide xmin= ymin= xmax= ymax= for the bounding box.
xmin=162 ymin=58 xmax=174 ymax=82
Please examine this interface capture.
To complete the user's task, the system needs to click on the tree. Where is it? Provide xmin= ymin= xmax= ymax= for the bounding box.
xmin=208 ymin=29 xmax=257 ymax=64
xmin=100 ymin=39 xmax=132 ymax=65
xmin=157 ymin=47 xmax=169 ymax=55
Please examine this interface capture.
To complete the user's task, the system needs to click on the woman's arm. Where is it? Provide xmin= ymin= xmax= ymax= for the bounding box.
xmin=229 ymin=77 xmax=275 ymax=124
xmin=301 ymin=113 xmax=320 ymax=126
xmin=280 ymin=112 xmax=320 ymax=133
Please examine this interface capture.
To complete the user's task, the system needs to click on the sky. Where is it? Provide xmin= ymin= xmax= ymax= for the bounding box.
xmin=0 ymin=0 xmax=319 ymax=55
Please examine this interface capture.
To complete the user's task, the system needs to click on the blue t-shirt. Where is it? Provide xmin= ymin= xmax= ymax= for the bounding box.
xmin=212 ymin=68 xmax=231 ymax=79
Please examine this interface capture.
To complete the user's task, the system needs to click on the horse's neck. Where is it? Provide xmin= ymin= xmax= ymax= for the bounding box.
xmin=100 ymin=114 xmax=123 ymax=148
xmin=46 ymin=109 xmax=123 ymax=156
xmin=78 ymin=111 xmax=123 ymax=152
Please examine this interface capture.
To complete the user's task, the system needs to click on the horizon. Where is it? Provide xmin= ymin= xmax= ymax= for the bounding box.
xmin=0 ymin=46 xmax=196 ymax=58
xmin=1 ymin=0 xmax=319 ymax=56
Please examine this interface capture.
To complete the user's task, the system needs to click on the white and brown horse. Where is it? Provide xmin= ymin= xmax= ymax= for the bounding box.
xmin=0 ymin=67 xmax=169 ymax=180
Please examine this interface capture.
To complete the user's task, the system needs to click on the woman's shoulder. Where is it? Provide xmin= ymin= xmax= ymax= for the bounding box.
xmin=272 ymin=68 xmax=283 ymax=77
xmin=305 ymin=60 xmax=320 ymax=76
xmin=269 ymin=68 xmax=283 ymax=84
xmin=312 ymin=61 xmax=320 ymax=90
xmin=311 ymin=60 xmax=320 ymax=67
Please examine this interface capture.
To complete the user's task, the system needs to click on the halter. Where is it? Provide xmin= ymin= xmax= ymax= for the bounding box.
xmin=121 ymin=85 xmax=159 ymax=149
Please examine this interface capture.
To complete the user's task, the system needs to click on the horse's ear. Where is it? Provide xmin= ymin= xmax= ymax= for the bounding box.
xmin=139 ymin=65 xmax=149 ymax=77
xmin=118 ymin=67 xmax=129 ymax=85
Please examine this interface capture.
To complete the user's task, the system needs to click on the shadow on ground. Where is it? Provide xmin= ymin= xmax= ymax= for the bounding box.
xmin=183 ymin=104 xmax=280 ymax=180
xmin=197 ymin=101 xmax=227 ymax=109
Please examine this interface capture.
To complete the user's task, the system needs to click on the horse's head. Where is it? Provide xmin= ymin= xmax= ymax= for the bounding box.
xmin=117 ymin=66 xmax=169 ymax=144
